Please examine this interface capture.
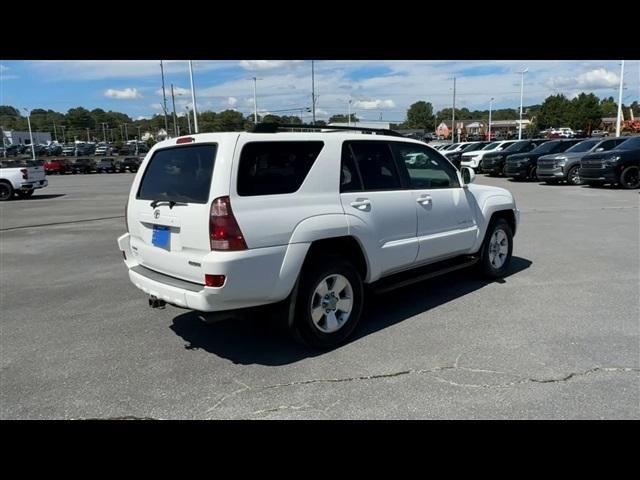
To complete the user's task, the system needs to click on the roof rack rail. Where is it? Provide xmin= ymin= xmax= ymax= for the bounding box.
xmin=250 ymin=122 xmax=404 ymax=137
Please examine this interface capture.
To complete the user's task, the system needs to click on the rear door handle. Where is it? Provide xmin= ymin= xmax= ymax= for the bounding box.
xmin=416 ymin=195 xmax=432 ymax=205
xmin=350 ymin=199 xmax=371 ymax=210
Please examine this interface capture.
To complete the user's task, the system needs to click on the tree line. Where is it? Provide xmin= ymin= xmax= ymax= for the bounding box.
xmin=1 ymin=93 xmax=638 ymax=144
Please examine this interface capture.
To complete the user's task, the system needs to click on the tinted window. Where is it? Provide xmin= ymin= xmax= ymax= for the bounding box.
xmin=392 ymin=143 xmax=460 ymax=189
xmin=617 ymin=137 xmax=640 ymax=150
xmin=137 ymin=144 xmax=216 ymax=204
xmin=503 ymin=141 xmax=531 ymax=153
xmin=532 ymin=141 xmax=565 ymax=154
xmin=566 ymin=139 xmax=599 ymax=153
xmin=347 ymin=142 xmax=400 ymax=191
xmin=596 ymin=139 xmax=622 ymax=151
xmin=340 ymin=144 xmax=363 ymax=192
xmin=237 ymin=141 xmax=323 ymax=196
xmin=482 ymin=142 xmax=501 ymax=150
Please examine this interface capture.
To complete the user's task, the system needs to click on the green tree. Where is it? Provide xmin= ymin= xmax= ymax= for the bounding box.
xmin=537 ymin=94 xmax=573 ymax=129
xmin=328 ymin=114 xmax=359 ymax=123
xmin=599 ymin=97 xmax=618 ymax=117
xmin=569 ymin=93 xmax=602 ymax=132
xmin=406 ymin=101 xmax=434 ymax=130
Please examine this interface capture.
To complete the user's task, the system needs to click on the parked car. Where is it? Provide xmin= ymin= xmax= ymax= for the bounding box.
xmin=94 ymin=143 xmax=112 ymax=156
xmin=0 ymin=159 xmax=48 ymax=200
xmin=95 ymin=159 xmax=116 ymax=173
xmin=71 ymin=158 xmax=95 ymax=174
xmin=4 ymin=144 xmax=22 ymax=156
xmin=46 ymin=144 xmax=63 ymax=156
xmin=75 ymin=143 xmax=94 ymax=156
xmin=117 ymin=128 xmax=520 ymax=348
xmin=62 ymin=144 xmax=77 ymax=156
xmin=482 ymin=139 xmax=549 ymax=176
xmin=116 ymin=157 xmax=141 ymax=173
xmin=461 ymin=140 xmax=516 ymax=172
xmin=579 ymin=136 xmax=640 ymax=189
xmin=44 ymin=158 xmax=72 ymax=175
xmin=505 ymin=139 xmax=583 ymax=180
xmin=591 ymin=130 xmax=608 ymax=138
xmin=537 ymin=137 xmax=629 ymax=185
xmin=444 ymin=141 xmax=490 ymax=169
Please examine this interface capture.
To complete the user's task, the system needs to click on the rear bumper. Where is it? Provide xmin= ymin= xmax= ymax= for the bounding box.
xmin=20 ymin=179 xmax=48 ymax=190
xmin=117 ymin=233 xmax=306 ymax=312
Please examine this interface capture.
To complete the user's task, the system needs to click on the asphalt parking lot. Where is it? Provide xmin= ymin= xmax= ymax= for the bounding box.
xmin=1 ymin=173 xmax=638 ymax=419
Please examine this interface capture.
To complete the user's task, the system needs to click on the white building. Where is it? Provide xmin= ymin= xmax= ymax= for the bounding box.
xmin=2 ymin=130 xmax=52 ymax=146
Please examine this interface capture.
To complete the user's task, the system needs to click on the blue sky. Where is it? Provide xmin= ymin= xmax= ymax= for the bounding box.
xmin=1 ymin=60 xmax=638 ymax=122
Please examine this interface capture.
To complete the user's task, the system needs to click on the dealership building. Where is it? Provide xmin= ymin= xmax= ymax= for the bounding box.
xmin=1 ymin=129 xmax=52 ymax=146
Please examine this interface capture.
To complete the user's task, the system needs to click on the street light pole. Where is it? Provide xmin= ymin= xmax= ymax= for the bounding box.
xmin=488 ymin=97 xmax=494 ymax=141
xmin=53 ymin=120 xmax=58 ymax=142
xmin=160 ymin=60 xmax=169 ymax=136
xmin=86 ymin=128 xmax=90 ymax=142
xmin=615 ymin=60 xmax=625 ymax=137
xmin=185 ymin=106 xmax=192 ymax=134
xmin=188 ymin=60 xmax=199 ymax=133
xmin=23 ymin=108 xmax=36 ymax=161
xmin=171 ymin=84 xmax=178 ymax=136
xmin=348 ymin=99 xmax=352 ymax=126
xmin=518 ymin=68 xmax=528 ymax=140
xmin=250 ymin=77 xmax=261 ymax=124
xmin=311 ymin=60 xmax=316 ymax=125
xmin=124 ymin=123 xmax=129 ymax=142
xmin=101 ymin=123 xmax=108 ymax=143
xmin=61 ymin=126 xmax=66 ymax=144
xmin=452 ymin=76 xmax=456 ymax=144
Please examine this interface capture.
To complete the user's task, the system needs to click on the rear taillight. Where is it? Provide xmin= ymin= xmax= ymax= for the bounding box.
xmin=204 ymin=274 xmax=226 ymax=287
xmin=20 ymin=169 xmax=28 ymax=180
xmin=176 ymin=137 xmax=194 ymax=144
xmin=209 ymin=196 xmax=247 ymax=251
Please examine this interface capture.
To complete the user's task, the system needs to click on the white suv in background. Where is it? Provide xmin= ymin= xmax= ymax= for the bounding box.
xmin=118 ymin=126 xmax=520 ymax=348
xmin=461 ymin=140 xmax=516 ymax=171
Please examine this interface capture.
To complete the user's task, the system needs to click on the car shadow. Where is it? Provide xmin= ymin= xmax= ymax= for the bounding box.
xmin=169 ymin=256 xmax=533 ymax=365
xmin=19 ymin=194 xmax=66 ymax=200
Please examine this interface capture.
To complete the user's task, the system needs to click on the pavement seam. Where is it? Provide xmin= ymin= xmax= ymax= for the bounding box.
xmin=0 ymin=215 xmax=124 ymax=232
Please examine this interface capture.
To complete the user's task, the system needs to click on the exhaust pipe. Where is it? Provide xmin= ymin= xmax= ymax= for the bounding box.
xmin=148 ymin=296 xmax=166 ymax=309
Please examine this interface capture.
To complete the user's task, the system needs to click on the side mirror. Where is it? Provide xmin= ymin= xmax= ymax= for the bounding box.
xmin=461 ymin=166 xmax=476 ymax=186
xmin=595 ymin=147 xmax=604 ymax=152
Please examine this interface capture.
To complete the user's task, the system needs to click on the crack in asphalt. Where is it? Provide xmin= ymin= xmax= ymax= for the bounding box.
xmin=0 ymin=215 xmax=125 ymax=232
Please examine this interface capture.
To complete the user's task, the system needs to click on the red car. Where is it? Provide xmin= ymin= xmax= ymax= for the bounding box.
xmin=44 ymin=159 xmax=71 ymax=175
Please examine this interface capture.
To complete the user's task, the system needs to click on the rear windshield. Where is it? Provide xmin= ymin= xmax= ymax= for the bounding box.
xmin=137 ymin=144 xmax=217 ymax=204
xmin=237 ymin=141 xmax=323 ymax=196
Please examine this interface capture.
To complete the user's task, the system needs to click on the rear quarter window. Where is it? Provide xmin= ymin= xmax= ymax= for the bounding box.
xmin=237 ymin=141 xmax=324 ymax=196
xmin=137 ymin=144 xmax=217 ymax=204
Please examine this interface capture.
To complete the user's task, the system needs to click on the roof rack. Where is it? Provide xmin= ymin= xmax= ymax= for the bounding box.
xmin=250 ymin=122 xmax=404 ymax=137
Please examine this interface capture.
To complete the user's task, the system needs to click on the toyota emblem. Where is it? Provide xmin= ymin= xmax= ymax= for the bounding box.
xmin=154 ymin=209 xmax=160 ymax=219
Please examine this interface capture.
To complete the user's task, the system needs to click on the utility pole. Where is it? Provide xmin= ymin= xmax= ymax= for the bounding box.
xmin=185 ymin=106 xmax=192 ymax=134
xmin=124 ymin=123 xmax=129 ymax=142
xmin=120 ymin=124 xmax=124 ymax=141
xmin=348 ymin=99 xmax=352 ymax=126
xmin=160 ymin=60 xmax=169 ymax=137
xmin=53 ymin=120 xmax=58 ymax=142
xmin=86 ymin=128 xmax=90 ymax=142
xmin=452 ymin=76 xmax=456 ymax=144
xmin=311 ymin=60 xmax=316 ymax=124
xmin=23 ymin=108 xmax=35 ymax=160
xmin=488 ymin=97 xmax=494 ymax=141
xmin=188 ymin=60 xmax=199 ymax=133
xmin=250 ymin=77 xmax=261 ymax=124
xmin=137 ymin=126 xmax=141 ymax=142
xmin=518 ymin=67 xmax=528 ymax=140
xmin=101 ymin=123 xmax=108 ymax=143
xmin=616 ymin=60 xmax=625 ymax=137
xmin=171 ymin=84 xmax=178 ymax=136
xmin=61 ymin=126 xmax=66 ymax=144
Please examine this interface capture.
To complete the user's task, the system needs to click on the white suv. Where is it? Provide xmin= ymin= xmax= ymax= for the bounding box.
xmin=118 ymin=127 xmax=520 ymax=348
xmin=461 ymin=140 xmax=516 ymax=170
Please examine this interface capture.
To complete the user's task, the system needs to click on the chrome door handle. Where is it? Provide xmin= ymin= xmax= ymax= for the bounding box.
xmin=350 ymin=199 xmax=371 ymax=210
xmin=416 ymin=195 xmax=432 ymax=205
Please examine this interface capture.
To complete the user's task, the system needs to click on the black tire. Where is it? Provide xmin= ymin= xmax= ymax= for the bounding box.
xmin=529 ymin=166 xmax=538 ymax=181
xmin=619 ymin=165 xmax=640 ymax=189
xmin=291 ymin=256 xmax=364 ymax=349
xmin=566 ymin=165 xmax=582 ymax=185
xmin=0 ymin=181 xmax=14 ymax=201
xmin=16 ymin=189 xmax=34 ymax=199
xmin=479 ymin=218 xmax=513 ymax=278
xmin=501 ymin=163 xmax=508 ymax=177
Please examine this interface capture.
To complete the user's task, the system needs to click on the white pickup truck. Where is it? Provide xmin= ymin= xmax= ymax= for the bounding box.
xmin=0 ymin=159 xmax=48 ymax=200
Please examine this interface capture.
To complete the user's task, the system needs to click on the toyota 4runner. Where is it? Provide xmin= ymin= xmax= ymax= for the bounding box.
xmin=118 ymin=125 xmax=520 ymax=348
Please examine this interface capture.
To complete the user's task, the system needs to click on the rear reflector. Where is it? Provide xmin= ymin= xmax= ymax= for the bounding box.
xmin=176 ymin=137 xmax=194 ymax=144
xmin=205 ymin=274 xmax=226 ymax=288
xmin=20 ymin=168 xmax=28 ymax=180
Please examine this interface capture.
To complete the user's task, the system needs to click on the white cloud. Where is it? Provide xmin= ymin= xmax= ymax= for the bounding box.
xmin=0 ymin=64 xmax=7 ymax=72
xmin=546 ymin=68 xmax=620 ymax=90
xmin=104 ymin=88 xmax=142 ymax=99
xmin=155 ymin=86 xmax=190 ymax=96
xmin=353 ymin=99 xmax=396 ymax=109
xmin=239 ymin=60 xmax=304 ymax=71
xmin=227 ymin=96 xmax=238 ymax=106
xmin=135 ymin=115 xmax=150 ymax=120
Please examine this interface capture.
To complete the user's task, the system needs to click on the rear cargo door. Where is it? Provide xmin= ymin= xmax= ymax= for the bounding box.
xmin=128 ymin=143 xmax=219 ymax=283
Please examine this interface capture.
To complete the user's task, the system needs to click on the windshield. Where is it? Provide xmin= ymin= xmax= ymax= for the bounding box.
xmin=503 ymin=141 xmax=530 ymax=153
xmin=137 ymin=144 xmax=216 ymax=204
xmin=617 ymin=137 xmax=640 ymax=150
xmin=482 ymin=142 xmax=501 ymax=150
xmin=532 ymin=141 xmax=564 ymax=154
xmin=566 ymin=139 xmax=600 ymax=153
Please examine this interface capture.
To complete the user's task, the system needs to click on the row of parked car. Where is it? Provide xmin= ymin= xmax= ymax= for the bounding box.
xmin=1 ymin=141 xmax=149 ymax=158
xmin=43 ymin=157 xmax=142 ymax=174
xmin=430 ymin=136 xmax=640 ymax=189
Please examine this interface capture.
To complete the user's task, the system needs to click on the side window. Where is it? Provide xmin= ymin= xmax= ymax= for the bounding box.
xmin=392 ymin=143 xmax=460 ymax=189
xmin=340 ymin=143 xmax=363 ymax=192
xmin=347 ymin=141 xmax=401 ymax=191
xmin=237 ymin=141 xmax=323 ymax=196
xmin=599 ymin=140 xmax=617 ymax=151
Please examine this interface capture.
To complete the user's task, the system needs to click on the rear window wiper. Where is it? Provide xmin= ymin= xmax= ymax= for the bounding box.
xmin=149 ymin=200 xmax=188 ymax=209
